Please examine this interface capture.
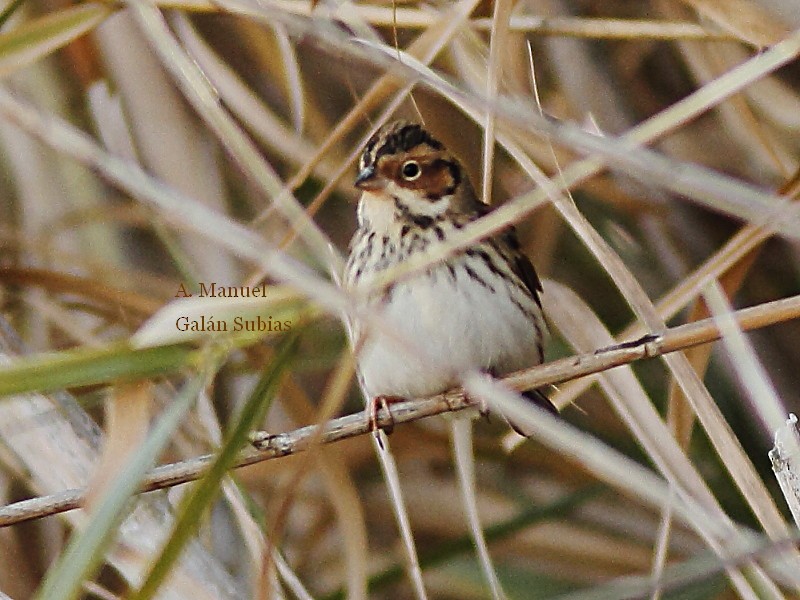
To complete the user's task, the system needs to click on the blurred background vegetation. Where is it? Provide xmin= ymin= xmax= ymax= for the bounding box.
xmin=0 ymin=0 xmax=799 ymax=598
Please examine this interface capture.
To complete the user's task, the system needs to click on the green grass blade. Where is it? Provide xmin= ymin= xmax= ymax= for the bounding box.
xmin=0 ymin=0 xmax=27 ymax=30
xmin=34 ymin=347 xmax=226 ymax=600
xmin=129 ymin=331 xmax=300 ymax=600
xmin=0 ymin=343 xmax=197 ymax=397
xmin=0 ymin=4 xmax=112 ymax=77
xmin=0 ymin=296 xmax=308 ymax=398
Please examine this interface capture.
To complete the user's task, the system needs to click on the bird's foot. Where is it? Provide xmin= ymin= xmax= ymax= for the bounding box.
xmin=368 ymin=395 xmax=405 ymax=446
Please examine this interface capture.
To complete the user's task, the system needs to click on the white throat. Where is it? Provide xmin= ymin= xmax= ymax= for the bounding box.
xmin=357 ymin=192 xmax=398 ymax=233
xmin=357 ymin=185 xmax=450 ymax=235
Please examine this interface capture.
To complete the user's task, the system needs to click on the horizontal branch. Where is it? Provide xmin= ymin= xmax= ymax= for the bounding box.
xmin=1 ymin=293 xmax=799 ymax=528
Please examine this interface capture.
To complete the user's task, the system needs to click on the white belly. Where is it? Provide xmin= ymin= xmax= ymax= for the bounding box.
xmin=355 ymin=257 xmax=543 ymax=399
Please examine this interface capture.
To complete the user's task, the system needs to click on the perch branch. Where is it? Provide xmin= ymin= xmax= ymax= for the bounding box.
xmin=1 ymin=293 xmax=799 ymax=528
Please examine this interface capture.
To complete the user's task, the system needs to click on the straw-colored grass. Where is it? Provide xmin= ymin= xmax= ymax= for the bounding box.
xmin=0 ymin=1 xmax=799 ymax=599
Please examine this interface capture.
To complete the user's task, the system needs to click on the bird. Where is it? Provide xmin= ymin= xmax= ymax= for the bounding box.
xmin=343 ymin=120 xmax=556 ymax=434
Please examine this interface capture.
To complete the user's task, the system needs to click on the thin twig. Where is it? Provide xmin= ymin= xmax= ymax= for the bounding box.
xmin=1 ymin=293 xmax=798 ymax=528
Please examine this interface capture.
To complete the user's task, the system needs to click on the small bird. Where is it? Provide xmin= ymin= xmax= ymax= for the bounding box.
xmin=344 ymin=120 xmax=556 ymax=433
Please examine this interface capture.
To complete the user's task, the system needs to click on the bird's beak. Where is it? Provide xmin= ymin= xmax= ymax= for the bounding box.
xmin=354 ymin=165 xmax=386 ymax=192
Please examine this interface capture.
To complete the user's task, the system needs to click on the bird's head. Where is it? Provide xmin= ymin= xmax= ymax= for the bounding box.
xmin=355 ymin=121 xmax=466 ymax=220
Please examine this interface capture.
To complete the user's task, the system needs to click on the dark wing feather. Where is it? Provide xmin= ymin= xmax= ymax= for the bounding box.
xmin=499 ymin=226 xmax=543 ymax=307
xmin=470 ymin=200 xmax=555 ymax=430
xmin=467 ymin=198 xmax=543 ymax=306
xmin=510 ymin=240 xmax=543 ymax=307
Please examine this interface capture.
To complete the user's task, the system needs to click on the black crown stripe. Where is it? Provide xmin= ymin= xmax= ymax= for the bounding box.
xmin=371 ymin=123 xmax=444 ymax=165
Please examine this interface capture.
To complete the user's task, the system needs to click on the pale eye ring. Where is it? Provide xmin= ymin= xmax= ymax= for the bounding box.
xmin=401 ymin=160 xmax=421 ymax=181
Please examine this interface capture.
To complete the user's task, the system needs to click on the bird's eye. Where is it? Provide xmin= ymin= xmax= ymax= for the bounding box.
xmin=401 ymin=160 xmax=421 ymax=181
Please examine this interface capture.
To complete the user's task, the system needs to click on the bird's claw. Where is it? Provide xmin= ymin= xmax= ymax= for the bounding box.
xmin=368 ymin=395 xmax=403 ymax=447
